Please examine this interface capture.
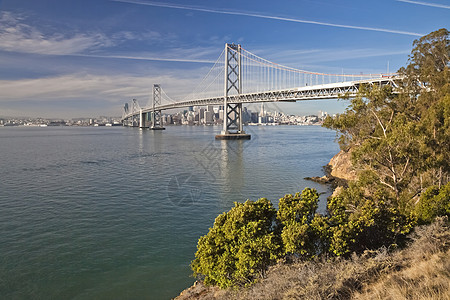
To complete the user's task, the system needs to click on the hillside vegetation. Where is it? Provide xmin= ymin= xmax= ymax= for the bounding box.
xmin=177 ymin=217 xmax=449 ymax=299
xmin=180 ymin=29 xmax=450 ymax=299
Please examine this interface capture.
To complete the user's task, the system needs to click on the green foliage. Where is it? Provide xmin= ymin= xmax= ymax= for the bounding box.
xmin=327 ymin=185 xmax=415 ymax=256
xmin=415 ymin=182 xmax=450 ymax=224
xmin=277 ymin=188 xmax=320 ymax=257
xmin=281 ymin=222 xmax=311 ymax=255
xmin=322 ymin=29 xmax=449 ymax=254
xmin=191 ymin=198 xmax=282 ymax=288
xmin=277 ymin=188 xmax=318 ymax=226
xmin=323 ymin=28 xmax=450 ymax=203
xmin=191 ymin=187 xmax=417 ymax=288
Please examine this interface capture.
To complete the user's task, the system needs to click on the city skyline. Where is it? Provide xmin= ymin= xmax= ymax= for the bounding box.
xmin=0 ymin=103 xmax=328 ymax=126
xmin=0 ymin=0 xmax=448 ymax=118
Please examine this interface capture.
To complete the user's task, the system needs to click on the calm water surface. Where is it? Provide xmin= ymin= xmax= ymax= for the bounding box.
xmin=0 ymin=125 xmax=339 ymax=299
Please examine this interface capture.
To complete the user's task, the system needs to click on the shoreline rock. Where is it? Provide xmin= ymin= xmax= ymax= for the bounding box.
xmin=306 ymin=149 xmax=357 ymax=186
xmin=327 ymin=148 xmax=357 ymax=182
xmin=303 ymin=175 xmax=334 ymax=184
xmin=175 ymin=281 xmax=220 ymax=300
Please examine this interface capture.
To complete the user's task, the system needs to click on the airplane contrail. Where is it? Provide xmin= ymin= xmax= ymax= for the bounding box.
xmin=73 ymin=53 xmax=215 ymax=64
xmin=396 ymin=0 xmax=450 ymax=9
xmin=112 ymin=0 xmax=424 ymax=37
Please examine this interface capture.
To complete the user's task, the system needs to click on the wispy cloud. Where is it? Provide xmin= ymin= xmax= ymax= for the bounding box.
xmin=266 ymin=48 xmax=410 ymax=65
xmin=112 ymin=0 xmax=424 ymax=37
xmin=396 ymin=0 xmax=450 ymax=9
xmin=0 ymin=73 xmax=193 ymax=101
xmin=0 ymin=11 xmax=218 ymax=64
xmin=0 ymin=12 xmax=166 ymax=55
xmin=0 ymin=11 xmax=112 ymax=55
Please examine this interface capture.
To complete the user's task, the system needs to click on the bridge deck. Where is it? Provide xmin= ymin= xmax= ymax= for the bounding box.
xmin=122 ymin=77 xmax=399 ymax=120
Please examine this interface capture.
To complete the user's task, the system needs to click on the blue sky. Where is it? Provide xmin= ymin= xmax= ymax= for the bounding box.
xmin=0 ymin=0 xmax=448 ymax=118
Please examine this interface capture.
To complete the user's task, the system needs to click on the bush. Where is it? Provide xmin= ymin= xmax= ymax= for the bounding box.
xmin=327 ymin=187 xmax=415 ymax=256
xmin=277 ymin=188 xmax=321 ymax=257
xmin=191 ymin=198 xmax=282 ymax=288
xmin=191 ymin=187 xmax=416 ymax=288
xmin=415 ymin=182 xmax=450 ymax=223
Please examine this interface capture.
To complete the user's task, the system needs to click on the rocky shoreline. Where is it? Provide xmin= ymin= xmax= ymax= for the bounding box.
xmin=304 ymin=149 xmax=356 ymax=190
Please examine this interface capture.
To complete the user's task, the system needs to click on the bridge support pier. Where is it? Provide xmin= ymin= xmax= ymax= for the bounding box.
xmin=139 ymin=109 xmax=149 ymax=129
xmin=151 ymin=84 xmax=165 ymax=130
xmin=215 ymin=43 xmax=250 ymax=140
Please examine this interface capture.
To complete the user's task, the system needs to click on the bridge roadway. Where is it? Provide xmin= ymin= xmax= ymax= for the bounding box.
xmin=122 ymin=76 xmax=400 ymax=120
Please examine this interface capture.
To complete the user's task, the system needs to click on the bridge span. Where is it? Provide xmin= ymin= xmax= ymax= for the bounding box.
xmin=121 ymin=43 xmax=401 ymax=139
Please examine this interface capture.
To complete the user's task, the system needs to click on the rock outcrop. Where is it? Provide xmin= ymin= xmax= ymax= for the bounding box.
xmin=305 ymin=148 xmax=357 ymax=190
xmin=327 ymin=149 xmax=357 ymax=183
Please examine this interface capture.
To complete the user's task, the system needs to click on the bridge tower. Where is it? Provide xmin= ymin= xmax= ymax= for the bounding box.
xmin=216 ymin=44 xmax=250 ymax=140
xmin=151 ymin=84 xmax=165 ymax=130
xmin=131 ymin=98 xmax=140 ymax=127
xmin=122 ymin=103 xmax=130 ymax=126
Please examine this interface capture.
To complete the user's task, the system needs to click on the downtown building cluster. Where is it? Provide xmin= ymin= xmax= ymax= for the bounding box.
xmin=161 ymin=104 xmax=329 ymax=126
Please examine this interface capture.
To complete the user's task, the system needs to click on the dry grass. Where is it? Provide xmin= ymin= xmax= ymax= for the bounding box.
xmin=176 ymin=217 xmax=449 ymax=300
xmin=354 ymin=216 xmax=450 ymax=300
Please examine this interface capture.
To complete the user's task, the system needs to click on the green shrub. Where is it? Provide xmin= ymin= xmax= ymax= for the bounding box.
xmin=277 ymin=188 xmax=320 ymax=257
xmin=327 ymin=188 xmax=415 ymax=256
xmin=191 ymin=198 xmax=282 ymax=288
xmin=415 ymin=182 xmax=450 ymax=223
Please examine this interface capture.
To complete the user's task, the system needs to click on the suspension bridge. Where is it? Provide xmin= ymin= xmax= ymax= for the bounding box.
xmin=121 ymin=43 xmax=401 ymax=139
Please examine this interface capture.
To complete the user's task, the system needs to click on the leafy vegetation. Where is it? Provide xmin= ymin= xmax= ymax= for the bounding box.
xmin=323 ymin=28 xmax=449 ymax=204
xmin=179 ymin=217 xmax=449 ymax=300
xmin=191 ymin=198 xmax=282 ymax=288
xmin=190 ymin=29 xmax=449 ymax=290
xmin=415 ymin=182 xmax=450 ymax=224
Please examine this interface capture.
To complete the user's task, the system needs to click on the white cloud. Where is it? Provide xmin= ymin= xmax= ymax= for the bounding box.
xmin=0 ymin=11 xmax=220 ymax=64
xmin=0 ymin=72 xmax=203 ymax=104
xmin=0 ymin=71 xmax=210 ymax=117
xmin=73 ymin=53 xmax=216 ymax=64
xmin=0 ymin=11 xmax=112 ymax=55
xmin=111 ymin=30 xmax=164 ymax=42
xmin=71 ymin=44 xmax=222 ymax=64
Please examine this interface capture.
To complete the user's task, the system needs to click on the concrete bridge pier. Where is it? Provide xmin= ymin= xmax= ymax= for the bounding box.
xmin=139 ymin=109 xmax=149 ymax=129
xmin=150 ymin=110 xmax=165 ymax=130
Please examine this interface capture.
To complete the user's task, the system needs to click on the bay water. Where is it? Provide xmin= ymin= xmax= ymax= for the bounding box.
xmin=0 ymin=125 xmax=339 ymax=299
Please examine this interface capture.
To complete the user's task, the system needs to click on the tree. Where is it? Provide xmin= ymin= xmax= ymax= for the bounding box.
xmin=191 ymin=198 xmax=282 ymax=288
xmin=399 ymin=28 xmax=450 ymax=189
xmin=324 ymin=28 xmax=450 ymax=204
xmin=324 ymin=83 xmax=419 ymax=202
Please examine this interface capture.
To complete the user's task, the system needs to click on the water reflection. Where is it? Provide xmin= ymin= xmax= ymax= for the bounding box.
xmin=219 ymin=139 xmax=247 ymax=203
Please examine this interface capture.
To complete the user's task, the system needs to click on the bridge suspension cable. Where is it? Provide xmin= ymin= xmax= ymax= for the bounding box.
xmin=123 ymin=43 xmax=398 ymax=118
xmin=182 ymin=47 xmax=226 ymax=102
xmin=238 ymin=46 xmax=393 ymax=94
